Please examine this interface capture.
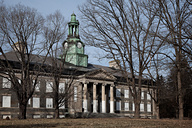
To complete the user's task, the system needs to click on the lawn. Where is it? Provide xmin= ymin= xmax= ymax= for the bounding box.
xmin=0 ymin=118 xmax=192 ymax=128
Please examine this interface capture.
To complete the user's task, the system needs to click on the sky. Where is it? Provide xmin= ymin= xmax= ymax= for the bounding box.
xmin=3 ymin=0 xmax=110 ymax=66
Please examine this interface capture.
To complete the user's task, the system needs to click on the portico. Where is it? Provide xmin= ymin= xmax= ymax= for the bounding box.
xmin=82 ymin=81 xmax=115 ymax=113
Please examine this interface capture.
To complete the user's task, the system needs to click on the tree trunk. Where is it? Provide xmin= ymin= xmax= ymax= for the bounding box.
xmin=54 ymin=93 xmax=60 ymax=119
xmin=154 ymin=104 xmax=160 ymax=119
xmin=55 ymin=106 xmax=59 ymax=119
xmin=134 ymin=102 xmax=140 ymax=119
xmin=134 ymin=74 xmax=142 ymax=119
xmin=178 ymin=70 xmax=184 ymax=120
xmin=55 ymin=80 xmax=60 ymax=119
xmin=19 ymin=103 xmax=27 ymax=119
xmin=156 ymin=105 xmax=160 ymax=119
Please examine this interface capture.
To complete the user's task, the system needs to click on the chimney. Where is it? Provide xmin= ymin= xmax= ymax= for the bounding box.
xmin=109 ymin=60 xmax=120 ymax=69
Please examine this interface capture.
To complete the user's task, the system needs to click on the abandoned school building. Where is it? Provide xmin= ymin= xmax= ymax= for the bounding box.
xmin=0 ymin=13 xmax=155 ymax=119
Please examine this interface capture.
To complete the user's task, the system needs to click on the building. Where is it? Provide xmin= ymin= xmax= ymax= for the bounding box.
xmin=0 ymin=13 xmax=155 ymax=119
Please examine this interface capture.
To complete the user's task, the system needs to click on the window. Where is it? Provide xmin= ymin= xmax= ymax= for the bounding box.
xmin=147 ymin=93 xmax=151 ymax=100
xmin=147 ymin=103 xmax=151 ymax=112
xmin=28 ymin=98 xmax=31 ymax=105
xmin=140 ymin=103 xmax=144 ymax=112
xmin=59 ymin=83 xmax=65 ymax=93
xmin=116 ymin=101 xmax=121 ymax=111
xmin=59 ymin=115 xmax=65 ymax=118
xmin=46 ymin=81 xmax=53 ymax=92
xmin=125 ymin=102 xmax=129 ymax=111
xmin=141 ymin=91 xmax=144 ymax=99
xmin=33 ymin=80 xmax=40 ymax=92
xmin=74 ymin=87 xmax=77 ymax=102
xmin=124 ymin=89 xmax=129 ymax=98
xmin=33 ymin=97 xmax=40 ymax=108
xmin=47 ymin=115 xmax=53 ymax=118
xmin=33 ymin=115 xmax=40 ymax=118
xmin=46 ymin=98 xmax=53 ymax=108
xmin=18 ymin=79 xmax=21 ymax=84
xmin=132 ymin=103 xmax=135 ymax=111
xmin=2 ymin=96 xmax=11 ymax=107
xmin=3 ymin=115 xmax=11 ymax=119
xmin=2 ymin=78 xmax=11 ymax=88
xmin=60 ymin=104 xmax=65 ymax=109
xmin=116 ymin=89 xmax=121 ymax=97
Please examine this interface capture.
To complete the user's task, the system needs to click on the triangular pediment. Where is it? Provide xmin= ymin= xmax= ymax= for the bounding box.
xmin=84 ymin=68 xmax=116 ymax=80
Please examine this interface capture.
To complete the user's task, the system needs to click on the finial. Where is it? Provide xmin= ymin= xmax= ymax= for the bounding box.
xmin=71 ymin=12 xmax=76 ymax=22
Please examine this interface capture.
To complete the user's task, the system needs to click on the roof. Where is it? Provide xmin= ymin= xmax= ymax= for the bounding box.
xmin=0 ymin=51 xmax=153 ymax=85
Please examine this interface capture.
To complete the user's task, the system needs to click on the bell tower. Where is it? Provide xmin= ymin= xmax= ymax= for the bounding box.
xmin=63 ymin=13 xmax=88 ymax=67
xmin=68 ymin=13 xmax=79 ymax=38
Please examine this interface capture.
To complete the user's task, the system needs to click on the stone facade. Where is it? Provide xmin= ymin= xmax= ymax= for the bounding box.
xmin=0 ymin=69 xmax=154 ymax=119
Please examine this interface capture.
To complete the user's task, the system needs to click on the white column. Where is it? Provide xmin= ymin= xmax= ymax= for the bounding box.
xmin=83 ymin=82 xmax=88 ymax=112
xmin=102 ymin=84 xmax=106 ymax=113
xmin=110 ymin=85 xmax=114 ymax=113
xmin=93 ymin=83 xmax=98 ymax=113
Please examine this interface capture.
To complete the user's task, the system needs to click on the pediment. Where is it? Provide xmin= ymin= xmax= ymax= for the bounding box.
xmin=85 ymin=69 xmax=116 ymax=80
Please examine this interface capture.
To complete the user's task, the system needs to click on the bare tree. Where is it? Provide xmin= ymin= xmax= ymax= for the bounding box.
xmin=0 ymin=4 xmax=52 ymax=119
xmin=79 ymin=0 xmax=163 ymax=118
xmin=143 ymin=0 xmax=192 ymax=120
xmin=43 ymin=11 xmax=79 ymax=118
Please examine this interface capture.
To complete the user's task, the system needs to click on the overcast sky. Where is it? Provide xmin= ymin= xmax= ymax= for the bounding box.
xmin=3 ymin=0 xmax=109 ymax=66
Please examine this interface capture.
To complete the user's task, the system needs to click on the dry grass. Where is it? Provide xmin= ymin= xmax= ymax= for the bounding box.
xmin=0 ymin=118 xmax=192 ymax=128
